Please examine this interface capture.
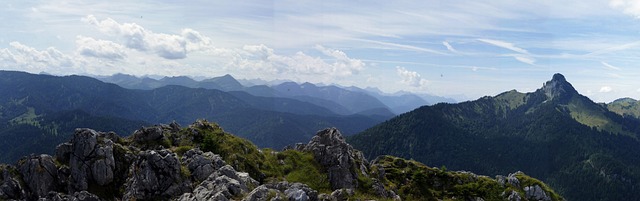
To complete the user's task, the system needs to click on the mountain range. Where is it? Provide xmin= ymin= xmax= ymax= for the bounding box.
xmin=348 ymin=74 xmax=640 ymax=201
xmin=95 ymin=73 xmax=456 ymax=115
xmin=1 ymin=71 xmax=418 ymax=163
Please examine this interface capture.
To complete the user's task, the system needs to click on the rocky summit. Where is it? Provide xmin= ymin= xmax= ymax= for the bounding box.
xmin=0 ymin=119 xmax=562 ymax=200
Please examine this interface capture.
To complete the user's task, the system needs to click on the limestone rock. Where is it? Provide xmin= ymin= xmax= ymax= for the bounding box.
xmin=266 ymin=182 xmax=318 ymax=201
xmin=242 ymin=185 xmax=285 ymax=201
xmin=123 ymin=149 xmax=191 ymax=200
xmin=505 ymin=190 xmax=522 ymax=201
xmin=18 ymin=154 xmax=60 ymax=199
xmin=524 ymin=185 xmax=552 ymax=201
xmin=330 ymin=189 xmax=353 ymax=201
xmin=0 ymin=165 xmax=25 ymax=200
xmin=65 ymin=128 xmax=116 ymax=193
xmin=506 ymin=172 xmax=521 ymax=188
xmin=41 ymin=191 xmax=100 ymax=201
xmin=181 ymin=149 xmax=226 ymax=182
xmin=297 ymin=128 xmax=367 ymax=190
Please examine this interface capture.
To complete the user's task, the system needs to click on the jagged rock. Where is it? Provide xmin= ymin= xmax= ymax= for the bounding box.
xmin=506 ymin=172 xmax=521 ymax=188
xmin=123 ymin=149 xmax=191 ymax=200
xmin=541 ymin=73 xmax=577 ymax=101
xmin=55 ymin=143 xmax=72 ymax=164
xmin=178 ymin=175 xmax=243 ymax=201
xmin=505 ymin=190 xmax=522 ymax=201
xmin=181 ymin=149 xmax=226 ymax=181
xmin=242 ymin=185 xmax=287 ymax=201
xmin=0 ymin=165 xmax=25 ymax=200
xmin=41 ymin=191 xmax=100 ymax=201
xmin=266 ymin=182 xmax=318 ymax=201
xmin=330 ymin=189 xmax=353 ymax=201
xmin=179 ymin=162 xmax=258 ymax=201
xmin=496 ymin=175 xmax=506 ymax=186
xmin=285 ymin=188 xmax=308 ymax=201
xmin=18 ymin=154 xmax=60 ymax=199
xmin=132 ymin=126 xmax=165 ymax=143
xmin=525 ymin=185 xmax=552 ymax=201
xmin=65 ymin=128 xmax=116 ymax=193
xmin=297 ymin=128 xmax=367 ymax=190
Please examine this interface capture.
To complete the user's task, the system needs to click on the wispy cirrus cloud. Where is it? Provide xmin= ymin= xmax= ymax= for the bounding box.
xmin=478 ymin=38 xmax=535 ymax=65
xmin=601 ymin=61 xmax=622 ymax=70
xmin=442 ymin=41 xmax=459 ymax=54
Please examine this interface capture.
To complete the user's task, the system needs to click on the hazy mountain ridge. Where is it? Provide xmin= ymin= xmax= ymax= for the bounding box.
xmin=348 ymin=73 xmax=640 ymax=201
xmin=0 ymin=71 xmax=386 ymax=163
xmin=0 ymin=119 xmax=562 ymax=200
xmin=97 ymin=73 xmax=456 ymax=115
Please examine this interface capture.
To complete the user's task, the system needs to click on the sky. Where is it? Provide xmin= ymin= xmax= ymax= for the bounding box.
xmin=2 ymin=1 xmax=640 ymax=102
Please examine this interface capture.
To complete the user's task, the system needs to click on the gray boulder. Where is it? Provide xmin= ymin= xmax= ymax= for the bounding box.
xmin=123 ymin=149 xmax=191 ymax=200
xmin=18 ymin=154 xmax=59 ymax=199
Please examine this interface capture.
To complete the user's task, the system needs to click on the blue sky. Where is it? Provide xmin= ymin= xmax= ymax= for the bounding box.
xmin=1 ymin=1 xmax=640 ymax=102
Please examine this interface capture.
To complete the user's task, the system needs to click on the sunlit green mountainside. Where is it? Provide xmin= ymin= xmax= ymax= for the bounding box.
xmin=349 ymin=74 xmax=640 ymax=201
xmin=0 ymin=71 xmax=384 ymax=163
xmin=606 ymin=97 xmax=640 ymax=119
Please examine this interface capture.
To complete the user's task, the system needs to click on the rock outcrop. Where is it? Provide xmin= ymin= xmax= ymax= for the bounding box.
xmin=123 ymin=149 xmax=191 ymax=200
xmin=295 ymin=128 xmax=367 ymax=190
xmin=18 ymin=154 xmax=61 ymax=199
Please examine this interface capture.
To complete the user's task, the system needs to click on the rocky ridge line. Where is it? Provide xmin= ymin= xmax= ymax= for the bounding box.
xmin=0 ymin=120 xmax=561 ymax=200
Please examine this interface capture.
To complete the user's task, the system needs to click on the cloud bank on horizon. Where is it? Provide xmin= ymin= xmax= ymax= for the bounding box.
xmin=1 ymin=0 xmax=640 ymax=102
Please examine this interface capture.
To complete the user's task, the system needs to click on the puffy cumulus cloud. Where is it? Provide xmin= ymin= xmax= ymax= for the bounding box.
xmin=396 ymin=66 xmax=428 ymax=88
xmin=237 ymin=44 xmax=365 ymax=79
xmin=76 ymin=36 xmax=127 ymax=60
xmin=610 ymin=0 xmax=640 ymax=18
xmin=600 ymin=86 xmax=613 ymax=93
xmin=0 ymin=42 xmax=76 ymax=72
xmin=82 ymin=15 xmax=212 ymax=59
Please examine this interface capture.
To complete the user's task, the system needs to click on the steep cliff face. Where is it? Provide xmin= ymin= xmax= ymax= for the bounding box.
xmin=0 ymin=120 xmax=562 ymax=200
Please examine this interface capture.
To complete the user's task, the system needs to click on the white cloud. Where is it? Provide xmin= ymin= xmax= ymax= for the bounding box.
xmin=600 ymin=86 xmax=613 ymax=93
xmin=514 ymin=56 xmax=536 ymax=65
xmin=82 ymin=15 xmax=212 ymax=60
xmin=442 ymin=41 xmax=459 ymax=53
xmin=610 ymin=0 xmax=640 ymax=18
xmin=237 ymin=44 xmax=365 ymax=81
xmin=601 ymin=61 xmax=622 ymax=70
xmin=477 ymin=38 xmax=529 ymax=54
xmin=396 ymin=66 xmax=428 ymax=88
xmin=76 ymin=36 xmax=127 ymax=60
xmin=0 ymin=42 xmax=83 ymax=74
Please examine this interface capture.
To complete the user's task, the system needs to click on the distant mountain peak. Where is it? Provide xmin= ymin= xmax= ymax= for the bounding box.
xmin=541 ymin=73 xmax=577 ymax=100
